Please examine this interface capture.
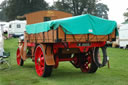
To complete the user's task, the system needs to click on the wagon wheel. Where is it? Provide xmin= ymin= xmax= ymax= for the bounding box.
xmin=80 ymin=49 xmax=98 ymax=73
xmin=35 ymin=45 xmax=53 ymax=77
xmin=16 ymin=47 xmax=24 ymax=66
xmin=70 ymin=56 xmax=80 ymax=68
xmin=94 ymin=47 xmax=108 ymax=67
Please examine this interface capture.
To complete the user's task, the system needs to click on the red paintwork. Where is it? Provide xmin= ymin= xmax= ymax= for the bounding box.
xmin=35 ymin=46 xmax=45 ymax=76
xmin=16 ymin=48 xmax=21 ymax=66
xmin=27 ymin=43 xmax=35 ymax=47
xmin=53 ymin=42 xmax=106 ymax=54
xmin=19 ymin=41 xmax=35 ymax=47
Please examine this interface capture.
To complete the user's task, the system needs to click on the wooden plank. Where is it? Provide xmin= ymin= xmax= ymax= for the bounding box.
xmin=58 ymin=26 xmax=65 ymax=41
xmin=44 ymin=31 xmax=49 ymax=42
xmin=48 ymin=30 xmax=55 ymax=43
xmin=41 ymin=44 xmax=55 ymax=65
xmin=29 ymin=34 xmax=36 ymax=43
xmin=88 ymin=34 xmax=109 ymax=41
xmin=66 ymin=34 xmax=88 ymax=42
xmin=36 ymin=33 xmax=43 ymax=43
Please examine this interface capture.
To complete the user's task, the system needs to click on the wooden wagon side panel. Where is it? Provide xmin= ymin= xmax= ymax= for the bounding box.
xmin=41 ymin=30 xmax=57 ymax=43
xmin=35 ymin=33 xmax=43 ymax=43
xmin=88 ymin=34 xmax=109 ymax=41
xmin=57 ymin=27 xmax=88 ymax=42
xmin=25 ymin=29 xmax=57 ymax=43
xmin=26 ymin=26 xmax=116 ymax=43
xmin=48 ymin=30 xmax=57 ymax=43
xmin=29 ymin=34 xmax=36 ymax=43
xmin=57 ymin=27 xmax=116 ymax=42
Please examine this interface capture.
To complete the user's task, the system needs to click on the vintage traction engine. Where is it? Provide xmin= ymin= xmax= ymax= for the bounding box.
xmin=16 ymin=10 xmax=117 ymax=77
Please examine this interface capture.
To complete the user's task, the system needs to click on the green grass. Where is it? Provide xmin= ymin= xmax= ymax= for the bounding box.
xmin=0 ymin=38 xmax=128 ymax=85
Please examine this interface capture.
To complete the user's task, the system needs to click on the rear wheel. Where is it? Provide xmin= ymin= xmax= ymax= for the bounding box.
xmin=70 ymin=56 xmax=81 ymax=68
xmin=16 ymin=47 xmax=24 ymax=66
xmin=80 ymin=48 xmax=98 ymax=73
xmin=35 ymin=45 xmax=53 ymax=77
xmin=93 ymin=47 xmax=108 ymax=67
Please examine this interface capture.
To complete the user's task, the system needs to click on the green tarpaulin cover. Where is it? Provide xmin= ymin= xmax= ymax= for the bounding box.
xmin=26 ymin=14 xmax=117 ymax=35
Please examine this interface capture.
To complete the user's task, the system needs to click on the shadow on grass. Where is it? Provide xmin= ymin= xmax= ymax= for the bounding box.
xmin=22 ymin=63 xmax=35 ymax=68
xmin=8 ymin=62 xmax=98 ymax=81
xmin=24 ymin=63 xmax=97 ymax=79
xmin=47 ymin=65 xmax=98 ymax=80
xmin=54 ymin=70 xmax=95 ymax=77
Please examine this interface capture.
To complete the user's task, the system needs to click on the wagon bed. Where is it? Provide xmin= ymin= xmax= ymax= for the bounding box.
xmin=25 ymin=14 xmax=117 ymax=43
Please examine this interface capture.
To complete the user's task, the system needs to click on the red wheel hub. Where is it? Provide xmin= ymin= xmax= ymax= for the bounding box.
xmin=16 ymin=48 xmax=21 ymax=66
xmin=80 ymin=56 xmax=91 ymax=72
xmin=35 ymin=46 xmax=45 ymax=76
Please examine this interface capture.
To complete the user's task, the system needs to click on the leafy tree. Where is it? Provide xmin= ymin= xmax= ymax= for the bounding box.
xmin=0 ymin=0 xmax=8 ymax=21
xmin=54 ymin=0 xmax=99 ymax=16
xmin=95 ymin=3 xmax=109 ymax=19
xmin=4 ymin=0 xmax=48 ymax=21
xmin=123 ymin=8 xmax=128 ymax=21
xmin=53 ymin=0 xmax=109 ymax=19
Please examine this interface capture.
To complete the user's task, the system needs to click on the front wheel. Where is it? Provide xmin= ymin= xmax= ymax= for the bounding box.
xmin=35 ymin=45 xmax=53 ymax=77
xmin=16 ymin=47 xmax=24 ymax=66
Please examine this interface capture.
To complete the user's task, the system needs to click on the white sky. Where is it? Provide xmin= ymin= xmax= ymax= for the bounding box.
xmin=99 ymin=0 xmax=128 ymax=24
xmin=0 ymin=0 xmax=128 ymax=24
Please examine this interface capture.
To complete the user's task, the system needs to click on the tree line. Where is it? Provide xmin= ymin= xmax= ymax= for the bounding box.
xmin=0 ymin=0 xmax=109 ymax=21
xmin=124 ymin=8 xmax=128 ymax=22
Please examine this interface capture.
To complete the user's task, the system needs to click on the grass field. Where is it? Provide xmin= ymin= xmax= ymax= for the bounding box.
xmin=0 ymin=38 xmax=128 ymax=85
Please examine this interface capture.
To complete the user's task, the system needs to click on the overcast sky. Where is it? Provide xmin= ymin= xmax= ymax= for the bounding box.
xmin=0 ymin=0 xmax=128 ymax=24
xmin=100 ymin=0 xmax=128 ymax=24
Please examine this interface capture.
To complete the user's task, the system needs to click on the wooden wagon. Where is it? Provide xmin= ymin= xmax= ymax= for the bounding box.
xmin=16 ymin=10 xmax=117 ymax=77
